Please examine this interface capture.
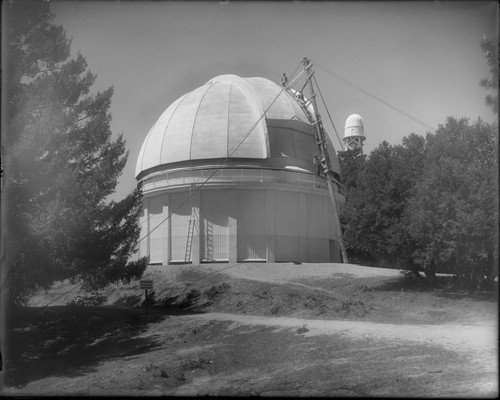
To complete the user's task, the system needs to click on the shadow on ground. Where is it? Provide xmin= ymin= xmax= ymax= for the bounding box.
xmin=3 ymin=305 xmax=200 ymax=388
xmin=372 ymin=274 xmax=498 ymax=301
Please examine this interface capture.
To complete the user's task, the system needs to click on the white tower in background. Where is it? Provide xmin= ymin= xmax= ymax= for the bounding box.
xmin=343 ymin=114 xmax=365 ymax=152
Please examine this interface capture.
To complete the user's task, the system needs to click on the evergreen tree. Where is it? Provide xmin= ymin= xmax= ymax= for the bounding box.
xmin=405 ymin=117 xmax=497 ymax=288
xmin=337 ymin=147 xmax=370 ymax=259
xmin=337 ymin=147 xmax=366 ymax=192
xmin=2 ymin=1 xmax=148 ymax=305
xmin=480 ymin=35 xmax=499 ymax=115
xmin=339 ymin=136 xmax=426 ymax=271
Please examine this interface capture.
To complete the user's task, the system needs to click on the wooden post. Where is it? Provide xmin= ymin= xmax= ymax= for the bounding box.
xmin=140 ymin=279 xmax=153 ymax=316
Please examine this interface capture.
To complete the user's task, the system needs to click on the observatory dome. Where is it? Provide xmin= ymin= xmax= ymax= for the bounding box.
xmin=135 ymin=74 xmax=345 ymax=265
xmin=344 ymin=113 xmax=365 ymax=139
xmin=135 ymin=74 xmax=340 ymax=178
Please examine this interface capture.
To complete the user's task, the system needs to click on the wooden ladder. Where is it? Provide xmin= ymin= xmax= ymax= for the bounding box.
xmin=184 ymin=218 xmax=195 ymax=263
xmin=205 ymin=221 xmax=214 ymax=261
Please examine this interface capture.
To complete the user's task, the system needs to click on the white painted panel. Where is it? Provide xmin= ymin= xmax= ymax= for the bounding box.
xmin=201 ymin=190 xmax=229 ymax=261
xmin=190 ymin=82 xmax=231 ymax=160
xmin=329 ymin=240 xmax=341 ymax=262
xmin=162 ymin=86 xmax=212 ymax=164
xmin=245 ymin=77 xmax=296 ymax=120
xmin=237 ymin=190 xmax=266 ymax=261
xmin=148 ymin=195 xmax=165 ymax=263
xmin=170 ymin=191 xmax=192 ymax=262
xmin=274 ymin=191 xmax=299 ymax=262
xmin=227 ymin=84 xmax=268 ymax=158
xmin=139 ymin=95 xmax=187 ymax=174
xmin=307 ymin=238 xmax=327 ymax=262
xmin=305 ymin=193 xmax=329 ymax=261
xmin=306 ymin=194 xmax=326 ymax=238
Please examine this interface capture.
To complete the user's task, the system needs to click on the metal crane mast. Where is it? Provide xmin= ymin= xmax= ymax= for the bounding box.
xmin=300 ymin=57 xmax=349 ymax=263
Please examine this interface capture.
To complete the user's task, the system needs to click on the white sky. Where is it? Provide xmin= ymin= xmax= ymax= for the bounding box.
xmin=51 ymin=1 xmax=499 ymax=201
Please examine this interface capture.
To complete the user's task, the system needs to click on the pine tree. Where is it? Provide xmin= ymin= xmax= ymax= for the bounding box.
xmin=2 ymin=1 xmax=148 ymax=305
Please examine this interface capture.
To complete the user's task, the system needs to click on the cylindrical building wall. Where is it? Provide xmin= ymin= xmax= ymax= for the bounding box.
xmin=138 ymin=177 xmax=343 ymax=264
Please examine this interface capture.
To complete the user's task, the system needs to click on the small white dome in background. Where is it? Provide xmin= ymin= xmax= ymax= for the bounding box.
xmin=344 ymin=113 xmax=365 ymax=139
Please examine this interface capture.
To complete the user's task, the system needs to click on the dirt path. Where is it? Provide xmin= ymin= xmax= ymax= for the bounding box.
xmin=4 ymin=309 xmax=497 ymax=397
xmin=184 ymin=312 xmax=497 ymax=355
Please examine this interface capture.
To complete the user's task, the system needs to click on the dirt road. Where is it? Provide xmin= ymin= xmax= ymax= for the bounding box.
xmin=6 ymin=310 xmax=497 ymax=397
xmin=126 ymin=311 xmax=498 ymax=396
xmin=184 ymin=312 xmax=497 ymax=354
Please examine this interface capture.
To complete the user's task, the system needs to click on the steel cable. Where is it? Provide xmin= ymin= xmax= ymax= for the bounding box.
xmin=312 ymin=74 xmax=345 ymax=151
xmin=316 ymin=62 xmax=436 ymax=132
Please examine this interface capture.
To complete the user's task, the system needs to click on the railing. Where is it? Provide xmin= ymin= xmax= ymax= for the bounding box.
xmin=140 ymin=168 xmax=345 ymax=196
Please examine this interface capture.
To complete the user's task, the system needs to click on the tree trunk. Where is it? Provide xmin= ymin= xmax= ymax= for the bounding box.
xmin=468 ymin=265 xmax=478 ymax=293
xmin=424 ymin=264 xmax=437 ymax=286
xmin=407 ymin=262 xmax=422 ymax=278
xmin=410 ymin=268 xmax=422 ymax=278
xmin=455 ymin=251 xmax=465 ymax=290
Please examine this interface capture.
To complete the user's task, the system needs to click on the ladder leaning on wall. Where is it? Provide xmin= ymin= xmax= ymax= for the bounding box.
xmin=184 ymin=183 xmax=196 ymax=263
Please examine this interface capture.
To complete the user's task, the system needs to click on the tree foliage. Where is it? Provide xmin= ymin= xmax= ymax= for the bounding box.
xmin=337 ymin=147 xmax=366 ymax=192
xmin=337 ymin=36 xmax=498 ymax=288
xmin=480 ymin=35 xmax=499 ymax=115
xmin=3 ymin=1 xmax=148 ymax=305
xmin=339 ymin=117 xmax=497 ymax=289
xmin=405 ymin=117 xmax=497 ymax=288
xmin=339 ymin=136 xmax=425 ymax=271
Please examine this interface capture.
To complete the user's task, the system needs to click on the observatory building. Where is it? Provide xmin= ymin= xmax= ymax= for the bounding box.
xmin=135 ymin=74 xmax=345 ymax=264
xmin=343 ymin=114 xmax=365 ymax=152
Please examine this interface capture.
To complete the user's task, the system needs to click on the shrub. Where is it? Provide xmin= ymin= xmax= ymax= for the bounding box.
xmin=178 ymin=288 xmax=201 ymax=308
xmin=67 ymin=292 xmax=107 ymax=307
xmin=204 ymin=282 xmax=231 ymax=299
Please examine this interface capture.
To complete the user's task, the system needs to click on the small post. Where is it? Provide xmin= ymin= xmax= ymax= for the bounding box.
xmin=140 ymin=279 xmax=153 ymax=316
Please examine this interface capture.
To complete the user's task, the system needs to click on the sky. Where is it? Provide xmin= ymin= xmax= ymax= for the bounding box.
xmin=50 ymin=0 xmax=499 ymax=201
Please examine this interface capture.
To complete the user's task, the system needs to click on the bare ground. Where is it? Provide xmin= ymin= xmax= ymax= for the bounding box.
xmin=2 ymin=263 xmax=498 ymax=397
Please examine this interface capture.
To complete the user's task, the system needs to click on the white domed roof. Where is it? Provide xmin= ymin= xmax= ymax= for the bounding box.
xmin=135 ymin=75 xmax=312 ymax=177
xmin=344 ymin=113 xmax=365 ymax=139
xmin=345 ymin=113 xmax=364 ymax=128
